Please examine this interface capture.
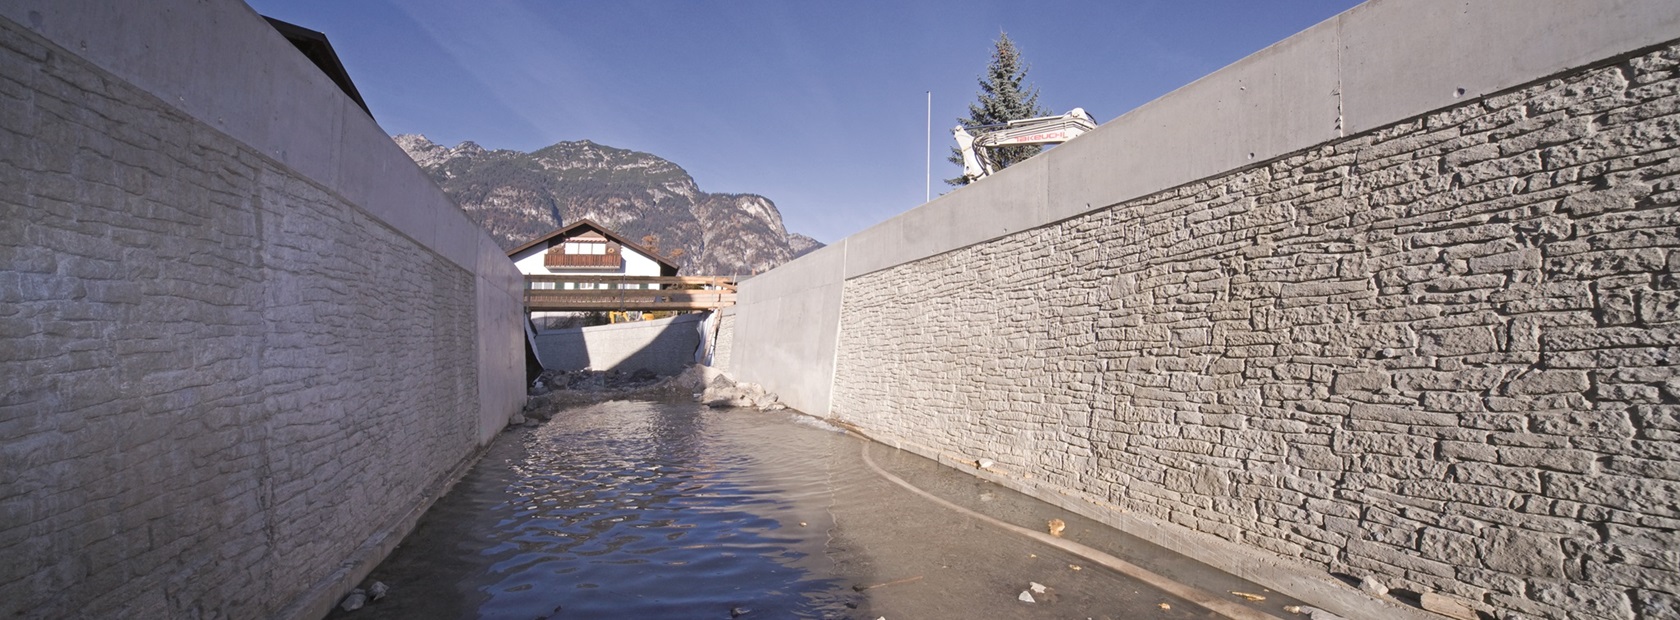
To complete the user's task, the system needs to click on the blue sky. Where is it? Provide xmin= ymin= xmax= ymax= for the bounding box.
xmin=247 ymin=0 xmax=1363 ymax=244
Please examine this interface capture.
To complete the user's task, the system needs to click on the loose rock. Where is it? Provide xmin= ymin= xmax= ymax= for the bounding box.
xmin=520 ymin=364 xmax=757 ymax=418
xmin=339 ymin=589 xmax=367 ymax=612
xmin=1358 ymin=576 xmax=1387 ymax=597
xmin=1047 ymin=519 xmax=1066 ymax=537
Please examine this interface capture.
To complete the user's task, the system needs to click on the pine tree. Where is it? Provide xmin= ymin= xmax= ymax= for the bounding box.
xmin=947 ymin=32 xmax=1051 ymax=186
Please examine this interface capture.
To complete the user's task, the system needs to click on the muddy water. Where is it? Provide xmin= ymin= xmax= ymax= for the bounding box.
xmin=327 ymin=400 xmax=1301 ymax=619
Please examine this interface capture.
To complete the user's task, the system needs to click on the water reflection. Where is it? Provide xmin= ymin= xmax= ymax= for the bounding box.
xmin=329 ymin=400 xmax=854 ymax=619
xmin=328 ymin=399 xmax=1304 ymax=620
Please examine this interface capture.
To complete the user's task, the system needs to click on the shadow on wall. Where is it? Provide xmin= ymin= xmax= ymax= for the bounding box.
xmin=533 ymin=313 xmax=708 ymax=376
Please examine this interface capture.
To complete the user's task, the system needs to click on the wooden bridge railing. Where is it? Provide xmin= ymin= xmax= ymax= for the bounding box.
xmin=523 ymin=275 xmax=737 ymax=311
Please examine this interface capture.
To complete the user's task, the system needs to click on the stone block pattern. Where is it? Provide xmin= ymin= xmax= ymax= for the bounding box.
xmin=834 ymin=44 xmax=1680 ymax=620
xmin=0 ymin=19 xmax=481 ymax=618
xmin=713 ymin=312 xmax=735 ymax=373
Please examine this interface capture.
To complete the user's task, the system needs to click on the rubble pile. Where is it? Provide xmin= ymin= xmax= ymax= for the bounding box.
xmin=516 ymin=365 xmax=786 ymax=425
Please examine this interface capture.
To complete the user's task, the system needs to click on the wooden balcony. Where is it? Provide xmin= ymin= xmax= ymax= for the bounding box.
xmin=524 ymin=275 xmax=737 ymax=311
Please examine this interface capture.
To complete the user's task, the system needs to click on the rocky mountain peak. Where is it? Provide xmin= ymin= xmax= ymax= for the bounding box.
xmin=395 ymin=135 xmax=822 ymax=275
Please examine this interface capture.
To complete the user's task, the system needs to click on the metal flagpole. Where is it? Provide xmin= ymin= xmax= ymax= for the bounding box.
xmin=925 ymin=91 xmax=931 ymax=203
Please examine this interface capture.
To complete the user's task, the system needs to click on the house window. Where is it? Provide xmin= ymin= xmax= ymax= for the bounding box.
xmin=544 ymin=238 xmax=621 ymax=269
xmin=563 ymin=241 xmax=606 ymax=255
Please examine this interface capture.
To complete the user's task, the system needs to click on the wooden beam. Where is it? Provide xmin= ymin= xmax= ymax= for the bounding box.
xmin=524 ymin=274 xmax=735 ymax=289
xmin=525 ymin=300 xmax=732 ymax=312
xmin=523 ymin=289 xmax=736 ymax=312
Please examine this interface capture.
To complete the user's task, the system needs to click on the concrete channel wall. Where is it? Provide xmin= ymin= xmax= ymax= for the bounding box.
xmin=711 ymin=308 xmax=736 ymax=373
xmin=0 ymin=1 xmax=524 ymax=618
xmin=534 ymin=313 xmax=706 ymax=376
xmin=728 ymin=1 xmax=1680 ymax=618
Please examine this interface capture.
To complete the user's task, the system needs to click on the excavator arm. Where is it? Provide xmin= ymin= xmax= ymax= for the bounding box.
xmin=953 ymin=108 xmax=1097 ymax=183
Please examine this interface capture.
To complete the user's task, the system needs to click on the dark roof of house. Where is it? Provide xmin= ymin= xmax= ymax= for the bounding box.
xmin=264 ymin=17 xmax=372 ymax=118
xmin=506 ymin=219 xmax=681 ymax=273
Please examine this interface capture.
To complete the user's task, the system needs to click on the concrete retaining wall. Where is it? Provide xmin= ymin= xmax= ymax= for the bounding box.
xmin=0 ymin=1 xmax=523 ymax=618
xmin=534 ymin=314 xmax=706 ymax=376
xmin=711 ymin=308 xmax=736 ymax=373
xmin=727 ymin=1 xmax=1680 ymax=618
xmin=731 ymin=243 xmax=847 ymax=415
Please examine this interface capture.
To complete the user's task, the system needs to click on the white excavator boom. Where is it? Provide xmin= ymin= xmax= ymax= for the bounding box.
xmin=953 ymin=108 xmax=1097 ymax=182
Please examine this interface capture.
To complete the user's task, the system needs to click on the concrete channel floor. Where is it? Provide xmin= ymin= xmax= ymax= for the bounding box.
xmin=325 ymin=400 xmax=1310 ymax=619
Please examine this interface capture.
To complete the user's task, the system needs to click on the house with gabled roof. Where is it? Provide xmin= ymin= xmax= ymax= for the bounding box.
xmin=508 ymin=219 xmax=681 ymax=327
xmin=507 ymin=218 xmax=680 ymax=280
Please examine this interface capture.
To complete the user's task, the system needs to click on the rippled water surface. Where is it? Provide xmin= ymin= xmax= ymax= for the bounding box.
xmin=327 ymin=399 xmax=1301 ymax=619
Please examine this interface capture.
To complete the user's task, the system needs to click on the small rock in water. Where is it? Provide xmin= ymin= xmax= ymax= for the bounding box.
xmin=1018 ymin=591 xmax=1036 ymax=603
xmin=339 ymin=589 xmax=367 ymax=612
xmin=1029 ymin=582 xmax=1047 ymax=594
xmin=730 ymin=606 xmax=750 ymax=617
xmin=1158 ymin=602 xmax=1172 ymax=610
xmin=368 ymin=581 xmax=389 ymax=601
xmin=1047 ymin=519 xmax=1066 ymax=537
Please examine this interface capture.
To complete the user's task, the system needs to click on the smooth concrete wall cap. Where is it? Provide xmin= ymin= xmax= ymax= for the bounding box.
xmin=1339 ymin=0 xmax=1680 ymax=135
xmin=1047 ymin=22 xmax=1340 ymax=218
xmin=845 ymin=156 xmax=1047 ymax=279
xmin=768 ymin=0 xmax=1680 ymax=281
xmin=738 ymin=240 xmax=847 ymax=301
xmin=477 ymin=234 xmax=524 ymax=294
xmin=1 ymin=0 xmax=348 ymax=191
xmin=431 ymin=199 xmax=483 ymax=272
xmin=0 ymin=0 xmax=501 ymax=276
xmin=335 ymin=118 xmax=436 ymax=245
xmin=255 ymin=39 xmax=349 ymax=192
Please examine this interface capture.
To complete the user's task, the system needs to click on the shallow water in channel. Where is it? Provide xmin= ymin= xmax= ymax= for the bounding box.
xmin=325 ymin=399 xmax=1301 ymax=619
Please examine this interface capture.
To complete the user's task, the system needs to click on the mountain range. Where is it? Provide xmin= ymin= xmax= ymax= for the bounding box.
xmin=394 ymin=135 xmax=822 ymax=276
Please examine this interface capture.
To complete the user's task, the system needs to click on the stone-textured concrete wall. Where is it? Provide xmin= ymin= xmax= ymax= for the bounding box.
xmin=711 ymin=309 xmax=736 ymax=373
xmin=0 ymin=2 xmax=522 ymax=618
xmin=534 ymin=314 xmax=705 ymax=376
xmin=833 ymin=43 xmax=1680 ymax=620
xmin=723 ymin=1 xmax=1680 ymax=617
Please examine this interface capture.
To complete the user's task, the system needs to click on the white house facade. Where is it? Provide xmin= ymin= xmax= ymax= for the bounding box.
xmin=506 ymin=219 xmax=681 ymax=326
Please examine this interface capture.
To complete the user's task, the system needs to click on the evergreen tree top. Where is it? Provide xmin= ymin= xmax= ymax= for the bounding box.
xmin=947 ymin=32 xmax=1053 ymax=186
xmin=960 ymin=32 xmax=1049 ymax=129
